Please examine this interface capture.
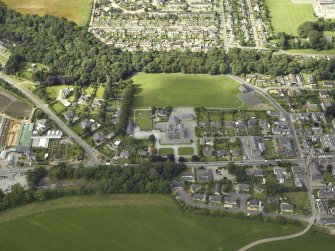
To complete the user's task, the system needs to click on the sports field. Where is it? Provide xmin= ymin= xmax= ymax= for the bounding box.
xmin=0 ymin=194 xmax=303 ymax=251
xmin=266 ymin=0 xmax=316 ymax=35
xmin=132 ymin=73 xmax=243 ymax=108
xmin=251 ymin=229 xmax=335 ymax=251
xmin=2 ymin=0 xmax=93 ymax=26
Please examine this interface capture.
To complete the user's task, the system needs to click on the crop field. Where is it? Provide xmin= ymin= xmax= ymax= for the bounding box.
xmin=0 ymin=194 xmax=303 ymax=251
xmin=251 ymin=229 xmax=335 ymax=251
xmin=2 ymin=0 xmax=93 ymax=26
xmin=133 ymin=73 xmax=242 ymax=108
xmin=0 ymin=91 xmax=33 ymax=119
xmin=266 ymin=0 xmax=316 ymax=35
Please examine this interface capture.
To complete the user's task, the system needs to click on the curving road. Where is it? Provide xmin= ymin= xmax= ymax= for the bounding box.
xmin=0 ymin=72 xmax=102 ymax=167
xmin=229 ymin=75 xmax=302 ymax=159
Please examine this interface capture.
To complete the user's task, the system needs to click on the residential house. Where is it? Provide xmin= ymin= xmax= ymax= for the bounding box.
xmin=223 ymin=196 xmax=238 ymax=208
xmin=181 ymin=171 xmax=194 ymax=182
xmin=196 ymin=169 xmax=213 ymax=182
xmin=209 ymin=195 xmax=222 ymax=204
xmin=310 ymin=161 xmax=324 ymax=184
xmin=214 ymin=183 xmax=222 ymax=195
xmin=192 ymin=193 xmax=206 ymax=202
xmin=191 ymin=184 xmax=201 ymax=193
xmin=246 ymin=169 xmax=264 ymax=177
xmin=273 ymin=167 xmax=287 ymax=184
xmin=93 ymin=132 xmax=105 ymax=145
xmin=247 ymin=199 xmax=263 ymax=212
xmin=235 ymin=183 xmax=250 ymax=193
xmin=280 ymin=203 xmax=294 ymax=214
xmin=254 ymin=185 xmax=264 ymax=194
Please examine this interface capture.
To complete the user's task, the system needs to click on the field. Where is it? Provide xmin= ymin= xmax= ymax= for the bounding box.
xmin=133 ymin=73 xmax=243 ymax=108
xmin=251 ymin=228 xmax=335 ymax=251
xmin=2 ymin=0 xmax=93 ymax=26
xmin=178 ymin=147 xmax=194 ymax=155
xmin=0 ymin=194 xmax=303 ymax=251
xmin=45 ymin=85 xmax=72 ymax=100
xmin=159 ymin=148 xmax=174 ymax=155
xmin=0 ymin=90 xmax=33 ymax=119
xmin=266 ymin=0 xmax=316 ymax=35
xmin=134 ymin=110 xmax=153 ymax=130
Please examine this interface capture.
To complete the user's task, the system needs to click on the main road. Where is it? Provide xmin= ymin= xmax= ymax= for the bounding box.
xmin=0 ymin=72 xmax=102 ymax=167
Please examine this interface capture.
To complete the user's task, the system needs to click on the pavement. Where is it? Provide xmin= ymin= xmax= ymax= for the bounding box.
xmin=0 ymin=72 xmax=102 ymax=167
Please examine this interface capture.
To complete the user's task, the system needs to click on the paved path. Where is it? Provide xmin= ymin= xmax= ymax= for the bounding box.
xmin=238 ymin=216 xmax=315 ymax=251
xmin=0 ymin=72 xmax=102 ymax=167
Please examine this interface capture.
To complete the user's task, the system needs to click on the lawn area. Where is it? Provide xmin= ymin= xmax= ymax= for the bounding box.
xmin=46 ymin=85 xmax=72 ymax=100
xmin=51 ymin=102 xmax=65 ymax=114
xmin=95 ymin=85 xmax=105 ymax=99
xmin=251 ymin=229 xmax=335 ymax=251
xmin=159 ymin=148 xmax=174 ymax=155
xmin=284 ymin=192 xmax=311 ymax=214
xmin=178 ymin=147 xmax=194 ymax=155
xmin=3 ymin=0 xmax=93 ymax=26
xmin=266 ymin=0 xmax=316 ymax=35
xmin=84 ymin=85 xmax=95 ymax=96
xmin=0 ymin=53 xmax=8 ymax=66
xmin=0 ymin=194 xmax=303 ymax=251
xmin=135 ymin=109 xmax=153 ymax=130
xmin=133 ymin=73 xmax=243 ymax=108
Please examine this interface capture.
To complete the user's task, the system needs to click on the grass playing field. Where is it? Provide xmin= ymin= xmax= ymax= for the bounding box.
xmin=2 ymin=0 xmax=93 ymax=26
xmin=132 ymin=73 xmax=243 ymax=108
xmin=251 ymin=228 xmax=335 ymax=251
xmin=159 ymin=148 xmax=174 ymax=155
xmin=178 ymin=147 xmax=194 ymax=155
xmin=0 ymin=194 xmax=303 ymax=251
xmin=266 ymin=0 xmax=316 ymax=36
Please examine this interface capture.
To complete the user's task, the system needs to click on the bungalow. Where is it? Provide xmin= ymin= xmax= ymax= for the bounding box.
xmin=120 ymin=150 xmax=129 ymax=159
xmin=181 ymin=171 xmax=194 ymax=182
xmin=318 ymin=217 xmax=335 ymax=226
xmin=171 ymin=181 xmax=182 ymax=190
xmin=321 ymin=101 xmax=333 ymax=111
xmin=316 ymin=199 xmax=328 ymax=214
xmin=93 ymin=132 xmax=105 ymax=145
xmin=235 ymin=183 xmax=250 ymax=193
xmin=246 ymin=169 xmax=264 ymax=177
xmin=64 ymin=112 xmax=75 ymax=123
xmin=254 ymin=185 xmax=264 ymax=194
xmin=192 ymin=193 xmax=206 ymax=202
xmin=280 ymin=203 xmax=294 ymax=214
xmin=209 ymin=195 xmax=222 ymax=204
xmin=247 ymin=199 xmax=263 ymax=212
xmin=217 ymin=149 xmax=227 ymax=158
xmin=196 ymin=169 xmax=213 ymax=182
xmin=319 ymin=90 xmax=329 ymax=99
xmin=307 ymin=74 xmax=316 ymax=85
xmin=267 ymin=111 xmax=280 ymax=117
xmin=323 ymin=81 xmax=334 ymax=87
xmin=223 ymin=196 xmax=238 ymax=208
xmin=273 ymin=167 xmax=287 ymax=184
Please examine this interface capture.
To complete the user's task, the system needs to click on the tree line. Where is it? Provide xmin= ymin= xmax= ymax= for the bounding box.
xmin=0 ymin=162 xmax=185 ymax=211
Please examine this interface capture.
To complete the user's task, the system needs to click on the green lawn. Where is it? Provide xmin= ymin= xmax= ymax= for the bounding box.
xmin=0 ymin=53 xmax=8 ymax=66
xmin=84 ymin=85 xmax=95 ymax=96
xmin=283 ymin=192 xmax=311 ymax=214
xmin=51 ymin=102 xmax=65 ymax=114
xmin=135 ymin=110 xmax=153 ymax=130
xmin=251 ymin=229 xmax=335 ymax=251
xmin=3 ymin=0 xmax=93 ymax=26
xmin=133 ymin=73 xmax=242 ymax=108
xmin=46 ymin=85 xmax=72 ymax=100
xmin=95 ymin=85 xmax=105 ymax=99
xmin=266 ymin=0 xmax=316 ymax=35
xmin=159 ymin=148 xmax=174 ymax=155
xmin=178 ymin=147 xmax=194 ymax=155
xmin=0 ymin=194 xmax=303 ymax=251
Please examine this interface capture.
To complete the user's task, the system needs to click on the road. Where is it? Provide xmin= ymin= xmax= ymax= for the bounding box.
xmin=218 ymin=0 xmax=229 ymax=53
xmin=0 ymin=72 xmax=102 ymax=167
xmin=230 ymin=75 xmax=302 ymax=159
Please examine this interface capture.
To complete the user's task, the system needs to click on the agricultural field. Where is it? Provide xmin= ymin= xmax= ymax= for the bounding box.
xmin=134 ymin=110 xmax=152 ymax=131
xmin=251 ymin=228 xmax=335 ymax=251
xmin=0 ymin=194 xmax=303 ymax=251
xmin=0 ymin=90 xmax=33 ymax=119
xmin=133 ymin=73 xmax=243 ymax=108
xmin=2 ymin=0 xmax=93 ymax=26
xmin=266 ymin=0 xmax=316 ymax=35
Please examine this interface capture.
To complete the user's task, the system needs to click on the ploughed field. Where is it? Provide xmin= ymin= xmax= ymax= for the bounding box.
xmin=0 ymin=194 xmax=302 ymax=251
xmin=133 ymin=73 xmax=243 ymax=108
xmin=2 ymin=0 xmax=93 ymax=25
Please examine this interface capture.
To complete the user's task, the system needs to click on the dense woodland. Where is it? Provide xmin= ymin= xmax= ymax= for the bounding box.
xmin=2 ymin=2 xmax=335 ymax=86
xmin=0 ymin=162 xmax=185 ymax=211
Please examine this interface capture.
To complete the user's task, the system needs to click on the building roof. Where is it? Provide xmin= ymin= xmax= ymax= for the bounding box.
xmin=280 ymin=203 xmax=294 ymax=211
